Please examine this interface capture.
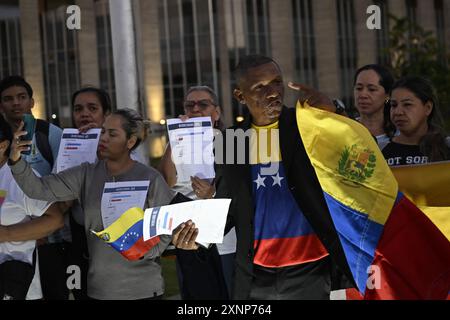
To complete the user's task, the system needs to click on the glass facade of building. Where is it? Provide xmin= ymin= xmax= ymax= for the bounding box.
xmin=40 ymin=1 xmax=80 ymax=125
xmin=0 ymin=0 xmax=22 ymax=79
xmin=336 ymin=0 xmax=357 ymax=108
xmin=1 ymin=0 xmax=449 ymax=141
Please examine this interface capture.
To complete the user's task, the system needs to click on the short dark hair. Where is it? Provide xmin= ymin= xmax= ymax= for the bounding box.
xmin=234 ymin=55 xmax=280 ymax=83
xmin=0 ymin=75 xmax=33 ymax=99
xmin=71 ymin=86 xmax=112 ymax=115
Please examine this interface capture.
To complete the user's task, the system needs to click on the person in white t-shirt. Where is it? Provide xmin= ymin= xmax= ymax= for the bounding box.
xmin=0 ymin=115 xmax=63 ymax=300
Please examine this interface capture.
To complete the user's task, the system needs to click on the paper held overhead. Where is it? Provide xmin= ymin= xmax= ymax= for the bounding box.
xmin=166 ymin=117 xmax=215 ymax=182
xmin=56 ymin=128 xmax=101 ymax=173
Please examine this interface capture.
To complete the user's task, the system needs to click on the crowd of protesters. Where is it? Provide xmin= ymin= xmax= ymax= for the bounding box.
xmin=0 ymin=54 xmax=448 ymax=300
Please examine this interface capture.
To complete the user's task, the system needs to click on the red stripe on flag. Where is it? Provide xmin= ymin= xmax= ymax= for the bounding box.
xmin=253 ymin=235 xmax=328 ymax=267
xmin=346 ymin=288 xmax=363 ymax=300
xmin=365 ymin=196 xmax=450 ymax=300
xmin=120 ymin=236 xmax=161 ymax=261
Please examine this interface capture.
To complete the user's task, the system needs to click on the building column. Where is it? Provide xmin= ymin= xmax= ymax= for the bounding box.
xmin=312 ymin=0 xmax=340 ymax=98
xmin=416 ymin=0 xmax=436 ymax=34
xmin=268 ymin=0 xmax=296 ymax=108
xmin=139 ymin=0 xmax=165 ymax=124
xmin=217 ymin=0 xmax=233 ymax=127
xmin=19 ymin=0 xmax=46 ymax=120
xmin=137 ymin=0 xmax=166 ymax=159
xmin=354 ymin=0 xmax=377 ymax=67
xmin=76 ymin=0 xmax=100 ymax=86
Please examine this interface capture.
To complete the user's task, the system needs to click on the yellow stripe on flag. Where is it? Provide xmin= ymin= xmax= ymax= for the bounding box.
xmin=391 ymin=162 xmax=450 ymax=241
xmin=296 ymin=102 xmax=398 ymax=225
xmin=391 ymin=161 xmax=450 ymax=207
xmin=419 ymin=206 xmax=450 ymax=242
xmin=94 ymin=207 xmax=144 ymax=243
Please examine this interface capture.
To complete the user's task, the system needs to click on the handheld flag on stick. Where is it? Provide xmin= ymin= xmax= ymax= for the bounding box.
xmin=296 ymin=102 xmax=450 ymax=299
xmin=93 ymin=207 xmax=160 ymax=261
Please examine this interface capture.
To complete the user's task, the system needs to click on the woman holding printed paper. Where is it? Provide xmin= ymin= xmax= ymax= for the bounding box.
xmin=66 ymin=87 xmax=148 ymax=299
xmin=67 ymin=86 xmax=112 ymax=300
xmin=7 ymin=108 xmax=178 ymax=300
xmin=158 ymin=85 xmax=236 ymax=299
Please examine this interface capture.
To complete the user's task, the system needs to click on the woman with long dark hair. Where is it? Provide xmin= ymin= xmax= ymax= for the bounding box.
xmin=383 ymin=76 xmax=450 ymax=165
xmin=353 ymin=64 xmax=396 ymax=149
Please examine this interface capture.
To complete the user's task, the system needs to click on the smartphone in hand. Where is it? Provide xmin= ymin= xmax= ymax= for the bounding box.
xmin=21 ymin=113 xmax=35 ymax=155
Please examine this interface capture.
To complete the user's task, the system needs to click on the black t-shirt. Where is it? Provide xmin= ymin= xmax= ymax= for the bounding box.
xmin=382 ymin=142 xmax=429 ymax=166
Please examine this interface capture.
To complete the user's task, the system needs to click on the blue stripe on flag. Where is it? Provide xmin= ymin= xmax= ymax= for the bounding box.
xmin=110 ymin=220 xmax=143 ymax=252
xmin=323 ymin=192 xmax=384 ymax=293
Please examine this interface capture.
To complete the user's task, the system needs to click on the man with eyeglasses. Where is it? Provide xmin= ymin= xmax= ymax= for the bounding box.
xmin=159 ymin=86 xmax=234 ymax=299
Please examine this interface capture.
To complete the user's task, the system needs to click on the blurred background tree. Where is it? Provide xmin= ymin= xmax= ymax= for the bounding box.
xmin=384 ymin=15 xmax=450 ymax=132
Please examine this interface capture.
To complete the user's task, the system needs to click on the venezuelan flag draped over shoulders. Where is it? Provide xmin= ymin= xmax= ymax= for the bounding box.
xmin=391 ymin=161 xmax=450 ymax=240
xmin=388 ymin=162 xmax=450 ymax=300
xmin=296 ymin=102 xmax=450 ymax=299
xmin=94 ymin=207 xmax=160 ymax=261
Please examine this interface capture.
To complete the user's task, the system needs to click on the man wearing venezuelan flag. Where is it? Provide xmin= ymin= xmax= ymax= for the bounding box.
xmin=207 ymin=54 xmax=353 ymax=300
xmin=175 ymin=54 xmax=450 ymax=300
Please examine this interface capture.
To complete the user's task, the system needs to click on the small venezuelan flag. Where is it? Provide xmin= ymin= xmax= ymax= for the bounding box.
xmin=296 ymin=102 xmax=450 ymax=299
xmin=94 ymin=207 xmax=160 ymax=261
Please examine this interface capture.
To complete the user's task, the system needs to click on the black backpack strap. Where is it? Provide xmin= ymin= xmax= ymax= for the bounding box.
xmin=35 ymin=119 xmax=54 ymax=169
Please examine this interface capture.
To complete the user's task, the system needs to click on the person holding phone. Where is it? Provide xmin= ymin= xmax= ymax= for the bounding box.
xmin=0 ymin=76 xmax=66 ymax=300
xmin=0 ymin=115 xmax=64 ymax=300
xmin=0 ymin=76 xmax=62 ymax=175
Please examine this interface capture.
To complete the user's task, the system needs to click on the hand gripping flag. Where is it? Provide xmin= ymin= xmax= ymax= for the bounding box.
xmin=93 ymin=207 xmax=160 ymax=261
xmin=296 ymin=102 xmax=450 ymax=299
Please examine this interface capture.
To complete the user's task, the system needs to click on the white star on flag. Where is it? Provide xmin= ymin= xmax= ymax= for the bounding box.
xmin=254 ymin=174 xmax=266 ymax=189
xmin=272 ymin=172 xmax=284 ymax=187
